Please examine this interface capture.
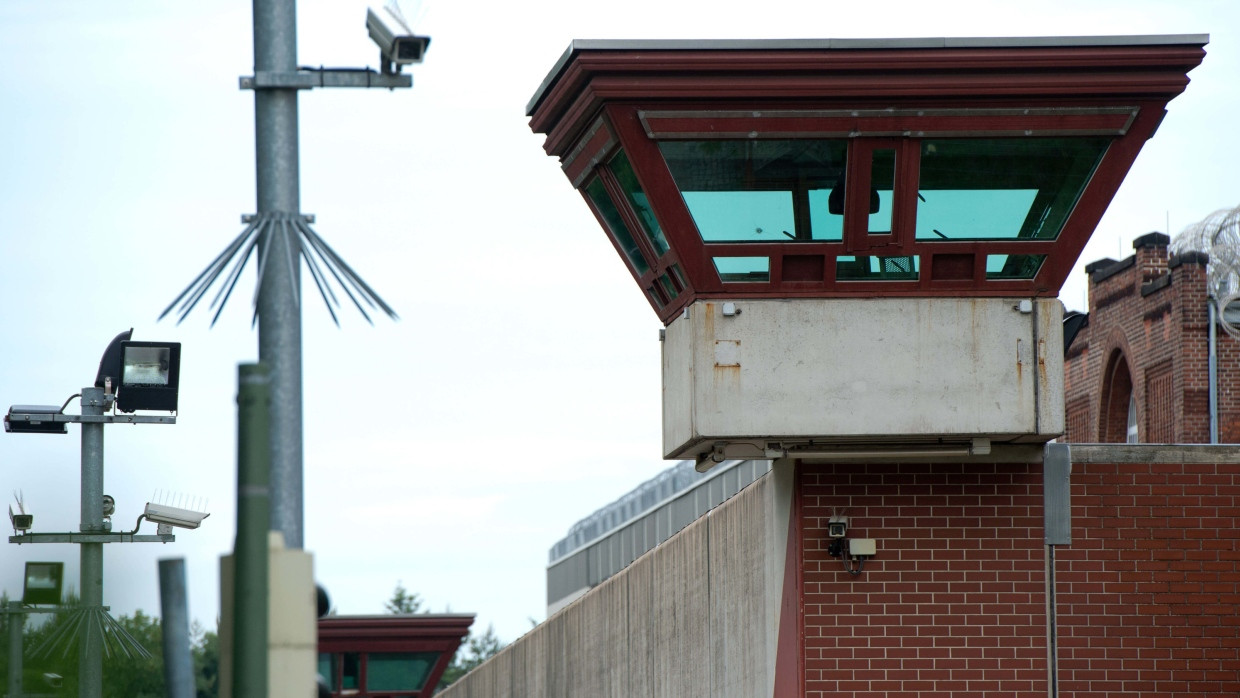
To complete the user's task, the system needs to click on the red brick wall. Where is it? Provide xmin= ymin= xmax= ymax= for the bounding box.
xmin=799 ymin=460 xmax=1240 ymax=698
xmin=1056 ymin=460 xmax=1240 ymax=697
xmin=801 ymin=462 xmax=1048 ymax=697
xmin=1062 ymin=239 xmax=1240 ymax=444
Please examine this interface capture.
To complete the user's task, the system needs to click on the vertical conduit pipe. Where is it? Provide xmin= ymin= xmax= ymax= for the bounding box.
xmin=1209 ymin=300 xmax=1219 ymax=443
xmin=1043 ymin=443 xmax=1072 ymax=698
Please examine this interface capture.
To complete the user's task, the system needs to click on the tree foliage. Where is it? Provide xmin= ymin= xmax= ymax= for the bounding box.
xmin=383 ymin=581 xmax=424 ymax=615
xmin=1 ymin=598 xmax=219 ymax=698
xmin=381 ymin=582 xmax=507 ymax=692
xmin=437 ymin=624 xmax=504 ymax=690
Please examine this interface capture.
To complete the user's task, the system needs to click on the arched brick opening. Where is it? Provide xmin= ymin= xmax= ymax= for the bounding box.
xmin=1100 ymin=349 xmax=1136 ymax=443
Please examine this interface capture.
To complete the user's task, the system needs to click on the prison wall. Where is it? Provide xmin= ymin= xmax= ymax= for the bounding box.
xmin=438 ymin=463 xmax=795 ymax=698
xmin=800 ymin=454 xmax=1240 ymax=698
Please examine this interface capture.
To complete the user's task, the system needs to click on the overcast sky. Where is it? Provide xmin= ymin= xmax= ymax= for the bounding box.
xmin=1 ymin=0 xmax=1236 ymax=645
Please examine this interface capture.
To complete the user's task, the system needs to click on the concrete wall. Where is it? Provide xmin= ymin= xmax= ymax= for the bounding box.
xmin=547 ymin=460 xmax=771 ymax=615
xmin=440 ymin=462 xmax=795 ymax=698
xmin=663 ymin=298 xmax=1065 ymax=462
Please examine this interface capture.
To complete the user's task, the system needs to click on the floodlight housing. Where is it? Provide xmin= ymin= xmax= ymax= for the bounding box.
xmin=144 ymin=502 xmax=209 ymax=530
xmin=23 ymin=561 xmax=64 ymax=605
xmin=4 ymin=405 xmax=67 ymax=434
xmin=117 ymin=341 xmax=181 ymax=413
xmin=96 ymin=330 xmax=182 ymax=412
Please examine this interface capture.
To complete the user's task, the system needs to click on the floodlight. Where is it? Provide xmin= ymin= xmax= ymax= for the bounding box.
xmin=95 ymin=330 xmax=182 ymax=413
xmin=117 ymin=341 xmax=181 ymax=412
xmin=23 ymin=561 xmax=64 ymax=605
xmin=144 ymin=502 xmax=209 ymax=530
xmin=4 ymin=404 xmax=67 ymax=434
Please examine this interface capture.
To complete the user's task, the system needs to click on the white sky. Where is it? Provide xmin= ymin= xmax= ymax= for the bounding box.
xmin=0 ymin=0 xmax=1236 ymax=645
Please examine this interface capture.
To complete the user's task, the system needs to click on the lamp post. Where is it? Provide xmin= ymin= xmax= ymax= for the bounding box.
xmin=163 ymin=0 xmax=421 ymax=550
xmin=4 ymin=330 xmax=190 ymax=698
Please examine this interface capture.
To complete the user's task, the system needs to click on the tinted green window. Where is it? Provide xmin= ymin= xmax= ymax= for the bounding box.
xmin=657 ymin=272 xmax=678 ymax=299
xmin=366 ymin=652 xmax=439 ymax=691
xmin=341 ymin=652 xmax=360 ymax=690
xmin=916 ymin=138 xmax=1109 ymax=241
xmin=317 ymin=653 xmax=335 ymax=691
xmin=611 ymin=151 xmax=670 ymax=257
xmin=986 ymin=254 xmax=1047 ymax=279
xmin=867 ymin=149 xmax=895 ymax=235
xmin=585 ymin=177 xmax=650 ymax=275
xmin=713 ymin=256 xmax=770 ymax=282
xmin=836 ymin=255 xmax=919 ymax=281
xmin=660 ymin=140 xmax=848 ymax=242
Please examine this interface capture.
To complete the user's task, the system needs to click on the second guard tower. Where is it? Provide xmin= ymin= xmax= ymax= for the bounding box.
xmin=440 ymin=36 xmax=1239 ymax=698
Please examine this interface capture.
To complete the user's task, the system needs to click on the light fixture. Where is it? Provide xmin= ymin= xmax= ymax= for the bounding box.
xmin=23 ymin=561 xmax=64 ymax=605
xmin=4 ymin=405 xmax=68 ymax=434
xmin=95 ymin=329 xmax=182 ymax=413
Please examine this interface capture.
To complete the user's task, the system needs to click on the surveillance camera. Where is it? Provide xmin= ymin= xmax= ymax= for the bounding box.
xmin=366 ymin=6 xmax=429 ymax=74
xmin=10 ymin=508 xmax=32 ymax=532
xmin=827 ymin=514 xmax=848 ymax=539
xmin=10 ymin=493 xmax=32 ymax=533
xmin=43 ymin=673 xmax=64 ymax=688
xmin=4 ymin=405 xmax=68 ymax=435
xmin=144 ymin=502 xmax=209 ymax=530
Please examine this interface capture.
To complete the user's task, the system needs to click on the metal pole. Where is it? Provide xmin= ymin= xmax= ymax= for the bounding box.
xmin=79 ymin=386 xmax=105 ymax=698
xmin=7 ymin=601 xmax=23 ymax=698
xmin=1209 ymin=299 xmax=1219 ymax=443
xmin=253 ymin=0 xmax=305 ymax=549
xmin=233 ymin=364 xmax=271 ymax=698
xmin=158 ymin=559 xmax=195 ymax=698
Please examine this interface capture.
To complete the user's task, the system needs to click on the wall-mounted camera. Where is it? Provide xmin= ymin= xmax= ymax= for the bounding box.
xmin=366 ymin=6 xmax=430 ymax=74
xmin=827 ymin=514 xmax=848 ymax=539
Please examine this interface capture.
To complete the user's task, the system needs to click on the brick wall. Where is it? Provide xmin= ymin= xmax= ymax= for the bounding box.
xmin=799 ymin=460 xmax=1240 ymax=698
xmin=801 ymin=462 xmax=1048 ymax=697
xmin=1062 ymin=234 xmax=1240 ymax=444
xmin=1056 ymin=460 xmax=1240 ymax=697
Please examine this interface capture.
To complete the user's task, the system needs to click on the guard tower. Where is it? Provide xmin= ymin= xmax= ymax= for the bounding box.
xmin=527 ymin=36 xmax=1206 ymax=469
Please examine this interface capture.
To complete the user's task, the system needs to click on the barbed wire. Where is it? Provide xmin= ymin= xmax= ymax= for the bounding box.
xmin=1170 ymin=203 xmax=1240 ymax=339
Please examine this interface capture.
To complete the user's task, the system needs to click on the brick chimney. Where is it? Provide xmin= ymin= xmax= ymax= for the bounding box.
xmin=1133 ymin=232 xmax=1170 ymax=287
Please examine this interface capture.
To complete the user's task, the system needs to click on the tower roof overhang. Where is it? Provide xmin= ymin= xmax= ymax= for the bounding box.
xmin=528 ymin=35 xmax=1207 ymax=323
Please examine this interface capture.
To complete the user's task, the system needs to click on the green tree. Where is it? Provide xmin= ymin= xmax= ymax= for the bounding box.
xmin=0 ymin=594 xmax=221 ymax=698
xmin=192 ymin=625 xmax=220 ymax=698
xmin=101 ymin=609 xmax=164 ymax=698
xmin=381 ymin=582 xmax=507 ymax=692
xmin=384 ymin=582 xmax=423 ymax=614
xmin=437 ymin=624 xmax=505 ymax=691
